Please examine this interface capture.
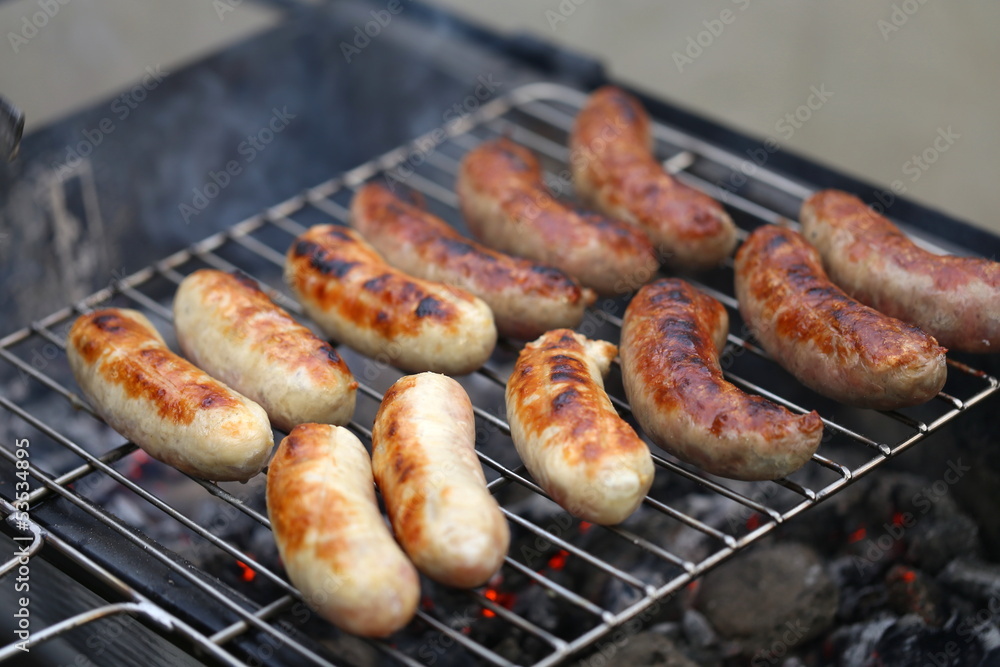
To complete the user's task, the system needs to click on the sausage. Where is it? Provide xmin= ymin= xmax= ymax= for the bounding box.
xmin=456 ymin=137 xmax=659 ymax=295
xmin=174 ymin=270 xmax=357 ymax=432
xmin=505 ymin=329 xmax=654 ymax=525
xmin=284 ymin=225 xmax=496 ymax=374
xmin=267 ymin=424 xmax=419 ymax=637
xmin=371 ymin=373 xmax=509 ymax=588
xmin=801 ymin=189 xmax=1000 ymax=353
xmin=67 ymin=308 xmax=273 ymax=482
xmin=350 ymin=182 xmax=596 ymax=339
xmin=621 ymin=279 xmax=823 ymax=481
xmin=734 ymin=225 xmax=947 ymax=409
xmin=570 ymin=86 xmax=737 ymax=271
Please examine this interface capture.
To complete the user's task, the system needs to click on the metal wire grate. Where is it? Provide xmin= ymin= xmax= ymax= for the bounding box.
xmin=0 ymin=82 xmax=997 ymax=666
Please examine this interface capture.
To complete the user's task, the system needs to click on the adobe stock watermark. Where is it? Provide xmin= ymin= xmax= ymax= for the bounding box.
xmin=851 ymin=458 xmax=970 ymax=574
xmin=877 ymin=0 xmax=933 ymax=41
xmin=717 ymin=84 xmax=834 ymax=200
xmin=7 ymin=0 xmax=71 ymax=53
xmin=178 ymin=106 xmax=296 ymax=223
xmin=544 ymin=0 xmax=589 ymax=31
xmin=339 ymin=0 xmax=412 ymax=63
xmin=868 ymin=126 xmax=959 ymax=215
xmin=672 ymin=0 xmax=753 ymax=73
xmin=50 ymin=66 xmax=169 ymax=179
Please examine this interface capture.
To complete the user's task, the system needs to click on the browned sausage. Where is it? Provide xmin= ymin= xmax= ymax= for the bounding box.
xmin=285 ymin=225 xmax=496 ymax=374
xmin=350 ymin=182 xmax=596 ymax=339
xmin=801 ymin=189 xmax=1000 ymax=353
xmin=621 ymin=279 xmax=823 ymax=480
xmin=734 ymin=225 xmax=947 ymax=409
xmin=505 ymin=329 xmax=654 ymax=525
xmin=267 ymin=424 xmax=419 ymax=637
xmin=371 ymin=373 xmax=509 ymax=588
xmin=67 ymin=308 xmax=273 ymax=482
xmin=456 ymin=137 xmax=659 ymax=295
xmin=570 ymin=86 xmax=737 ymax=271
xmin=174 ymin=269 xmax=357 ymax=432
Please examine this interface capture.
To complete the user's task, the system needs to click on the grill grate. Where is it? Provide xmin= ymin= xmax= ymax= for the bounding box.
xmin=1 ymin=82 xmax=997 ymax=666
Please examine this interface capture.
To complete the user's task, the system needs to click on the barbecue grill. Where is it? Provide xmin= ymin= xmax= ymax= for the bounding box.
xmin=1 ymin=4 xmax=999 ymax=666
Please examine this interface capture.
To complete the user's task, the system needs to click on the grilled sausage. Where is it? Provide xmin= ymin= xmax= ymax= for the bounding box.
xmin=350 ymin=182 xmax=596 ymax=339
xmin=267 ymin=424 xmax=419 ymax=637
xmin=67 ymin=308 xmax=273 ymax=482
xmin=801 ymin=189 xmax=1000 ymax=353
xmin=505 ymin=329 xmax=654 ymax=525
xmin=734 ymin=225 xmax=947 ymax=409
xmin=174 ymin=270 xmax=357 ymax=432
xmin=456 ymin=137 xmax=659 ymax=295
xmin=372 ymin=373 xmax=509 ymax=588
xmin=570 ymin=86 xmax=737 ymax=271
xmin=621 ymin=279 xmax=823 ymax=481
xmin=285 ymin=225 xmax=496 ymax=374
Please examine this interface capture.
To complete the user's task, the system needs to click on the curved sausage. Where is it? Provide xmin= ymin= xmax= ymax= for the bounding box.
xmin=456 ymin=137 xmax=659 ymax=295
xmin=284 ymin=225 xmax=496 ymax=374
xmin=621 ymin=279 xmax=823 ymax=481
xmin=174 ymin=269 xmax=357 ymax=432
xmin=267 ymin=423 xmax=419 ymax=637
xmin=67 ymin=308 xmax=273 ymax=482
xmin=505 ymin=329 xmax=654 ymax=525
xmin=371 ymin=373 xmax=509 ymax=588
xmin=350 ymin=182 xmax=596 ymax=339
xmin=801 ymin=189 xmax=1000 ymax=353
xmin=734 ymin=225 xmax=947 ymax=409
xmin=570 ymin=86 xmax=737 ymax=271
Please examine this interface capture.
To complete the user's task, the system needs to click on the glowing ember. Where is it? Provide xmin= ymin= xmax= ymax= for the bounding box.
xmin=746 ymin=514 xmax=761 ymax=531
xmin=892 ymin=511 xmax=906 ymax=526
xmin=848 ymin=526 xmax=867 ymax=543
xmin=481 ymin=587 xmax=516 ymax=618
xmin=236 ymin=560 xmax=256 ymax=582
xmin=900 ymin=569 xmax=916 ymax=583
xmin=579 ymin=521 xmax=593 ymax=534
xmin=547 ymin=549 xmax=569 ymax=571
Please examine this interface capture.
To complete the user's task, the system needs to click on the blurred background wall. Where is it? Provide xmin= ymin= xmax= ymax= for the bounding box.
xmin=1 ymin=0 xmax=996 ymax=234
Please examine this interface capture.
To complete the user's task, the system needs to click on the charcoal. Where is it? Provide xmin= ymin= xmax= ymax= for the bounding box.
xmin=939 ymin=558 xmax=1000 ymax=604
xmin=885 ymin=565 xmax=942 ymax=626
xmin=906 ymin=511 xmax=980 ymax=574
xmin=827 ymin=612 xmax=897 ymax=667
xmin=695 ymin=542 xmax=837 ymax=657
xmin=573 ymin=632 xmax=698 ymax=667
xmin=874 ymin=613 xmax=985 ymax=666
xmin=681 ymin=608 xmax=717 ymax=648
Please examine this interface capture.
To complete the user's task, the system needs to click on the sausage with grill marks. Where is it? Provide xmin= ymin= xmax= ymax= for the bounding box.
xmin=372 ymin=373 xmax=509 ymax=588
xmin=621 ymin=278 xmax=823 ymax=481
xmin=801 ymin=189 xmax=1000 ymax=353
xmin=285 ymin=225 xmax=496 ymax=374
xmin=267 ymin=423 xmax=419 ymax=637
xmin=570 ymin=86 xmax=737 ymax=271
xmin=505 ymin=329 xmax=654 ymax=525
xmin=174 ymin=269 xmax=357 ymax=432
xmin=456 ymin=137 xmax=659 ymax=295
xmin=734 ymin=225 xmax=947 ymax=409
xmin=350 ymin=182 xmax=596 ymax=339
xmin=67 ymin=308 xmax=273 ymax=482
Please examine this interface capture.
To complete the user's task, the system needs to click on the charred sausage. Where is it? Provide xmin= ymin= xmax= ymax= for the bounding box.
xmin=801 ymin=189 xmax=1000 ymax=353
xmin=285 ymin=225 xmax=496 ymax=374
xmin=505 ymin=329 xmax=654 ymax=524
xmin=570 ymin=86 xmax=737 ymax=271
xmin=621 ymin=279 xmax=823 ymax=481
xmin=734 ymin=225 xmax=947 ymax=409
xmin=350 ymin=182 xmax=596 ymax=339
xmin=456 ymin=137 xmax=659 ymax=295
